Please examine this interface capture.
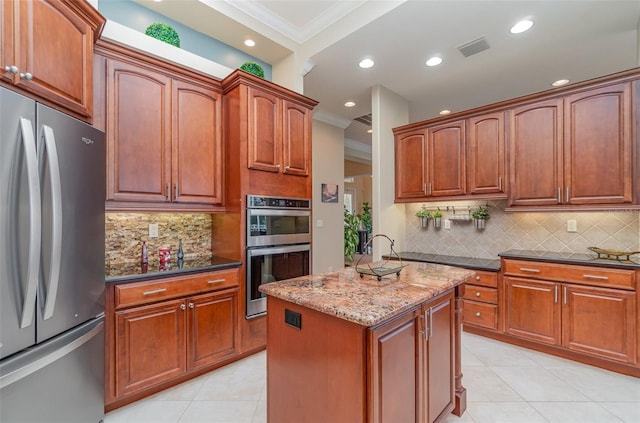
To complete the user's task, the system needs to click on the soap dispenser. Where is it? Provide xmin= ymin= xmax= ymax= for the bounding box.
xmin=141 ymin=241 xmax=148 ymax=264
xmin=177 ymin=239 xmax=184 ymax=260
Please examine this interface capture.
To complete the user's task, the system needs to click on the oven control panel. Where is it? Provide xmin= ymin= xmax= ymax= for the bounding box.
xmin=247 ymin=195 xmax=310 ymax=209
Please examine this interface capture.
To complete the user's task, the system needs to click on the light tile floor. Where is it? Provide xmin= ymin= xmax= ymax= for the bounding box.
xmin=104 ymin=333 xmax=640 ymax=423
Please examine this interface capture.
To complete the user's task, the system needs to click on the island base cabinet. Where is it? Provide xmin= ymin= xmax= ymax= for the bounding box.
xmin=266 ymin=290 xmax=458 ymax=423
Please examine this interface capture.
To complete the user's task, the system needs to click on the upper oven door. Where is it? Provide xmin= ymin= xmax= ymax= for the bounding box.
xmin=247 ymin=208 xmax=311 ymax=247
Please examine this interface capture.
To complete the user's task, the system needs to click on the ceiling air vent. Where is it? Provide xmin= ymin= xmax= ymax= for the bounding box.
xmin=354 ymin=113 xmax=372 ymax=126
xmin=457 ymin=36 xmax=490 ymax=58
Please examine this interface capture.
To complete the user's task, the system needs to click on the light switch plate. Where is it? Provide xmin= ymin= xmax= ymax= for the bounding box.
xmin=444 ymin=219 xmax=451 ymax=230
xmin=316 ymin=219 xmax=324 ymax=228
xmin=567 ymin=220 xmax=577 ymax=233
xmin=149 ymin=223 xmax=159 ymax=238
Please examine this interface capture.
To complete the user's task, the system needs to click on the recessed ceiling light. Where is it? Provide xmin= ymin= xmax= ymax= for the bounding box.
xmin=344 ymin=101 xmax=356 ymax=108
xmin=244 ymin=39 xmax=255 ymax=47
xmin=552 ymin=79 xmax=570 ymax=87
xmin=439 ymin=109 xmax=452 ymax=115
xmin=426 ymin=57 xmax=443 ymax=67
xmin=510 ymin=19 xmax=534 ymax=34
xmin=359 ymin=58 xmax=375 ymax=69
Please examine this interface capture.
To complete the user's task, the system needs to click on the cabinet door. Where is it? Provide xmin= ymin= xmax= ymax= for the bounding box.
xmin=395 ymin=129 xmax=428 ymax=199
xmin=115 ymin=299 xmax=186 ymax=397
xmin=424 ymin=293 xmax=455 ymax=423
xmin=282 ymin=100 xmax=311 ymax=176
xmin=247 ymin=87 xmax=281 ymax=173
xmin=106 ymin=58 xmax=171 ymax=202
xmin=467 ymin=112 xmax=506 ymax=196
xmin=369 ymin=308 xmax=420 ymax=423
xmin=504 ymin=277 xmax=561 ymax=345
xmin=562 ymin=284 xmax=635 ymax=363
xmin=509 ymin=99 xmax=563 ymax=206
xmin=14 ymin=0 xmax=94 ymax=117
xmin=187 ymin=288 xmax=238 ymax=371
xmin=429 ymin=120 xmax=465 ymax=197
xmin=173 ymin=79 xmax=223 ymax=204
xmin=0 ymin=0 xmax=14 ymax=84
xmin=564 ymin=83 xmax=632 ymax=204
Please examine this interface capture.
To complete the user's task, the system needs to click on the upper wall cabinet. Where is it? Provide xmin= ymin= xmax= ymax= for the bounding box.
xmin=96 ymin=42 xmax=223 ymax=211
xmin=509 ymin=82 xmax=632 ymax=207
xmin=0 ymin=0 xmax=104 ymax=120
xmin=467 ymin=112 xmax=506 ymax=196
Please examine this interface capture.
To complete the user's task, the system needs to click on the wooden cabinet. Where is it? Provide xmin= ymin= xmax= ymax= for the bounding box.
xmin=246 ymin=86 xmax=312 ymax=176
xmin=0 ymin=0 xmax=104 ymax=119
xmin=395 ymin=120 xmax=465 ymax=200
xmin=467 ymin=112 xmax=506 ymax=196
xmin=97 ymin=44 xmax=223 ymax=210
xmin=509 ymin=82 xmax=633 ymax=207
xmin=463 ymin=270 xmax=499 ymax=331
xmin=502 ymin=259 xmax=637 ymax=366
xmin=106 ymin=268 xmax=240 ymax=409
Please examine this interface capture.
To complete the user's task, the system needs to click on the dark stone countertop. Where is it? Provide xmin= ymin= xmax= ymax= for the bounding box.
xmin=499 ymin=249 xmax=640 ymax=269
xmin=386 ymin=252 xmax=501 ymax=272
xmin=105 ymin=255 xmax=242 ymax=283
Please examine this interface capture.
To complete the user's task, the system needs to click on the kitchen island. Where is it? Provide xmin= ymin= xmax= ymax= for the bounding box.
xmin=259 ymin=262 xmax=475 ymax=423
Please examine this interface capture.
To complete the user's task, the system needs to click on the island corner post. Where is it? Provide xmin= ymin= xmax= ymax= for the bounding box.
xmin=260 ymin=262 xmax=474 ymax=423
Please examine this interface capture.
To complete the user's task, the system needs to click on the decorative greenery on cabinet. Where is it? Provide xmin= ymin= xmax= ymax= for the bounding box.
xmin=240 ymin=62 xmax=265 ymax=78
xmin=145 ymin=23 xmax=181 ymax=47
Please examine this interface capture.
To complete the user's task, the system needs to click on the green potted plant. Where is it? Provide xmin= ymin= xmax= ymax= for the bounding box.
xmin=240 ymin=62 xmax=265 ymax=78
xmin=359 ymin=202 xmax=372 ymax=253
xmin=145 ymin=23 xmax=181 ymax=48
xmin=415 ymin=207 xmax=432 ymax=229
xmin=433 ymin=209 xmax=443 ymax=229
xmin=471 ymin=206 xmax=490 ymax=230
xmin=344 ymin=208 xmax=361 ymax=265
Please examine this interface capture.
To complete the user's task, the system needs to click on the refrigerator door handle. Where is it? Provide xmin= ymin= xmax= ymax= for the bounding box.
xmin=18 ymin=118 xmax=41 ymax=329
xmin=39 ymin=125 xmax=63 ymax=320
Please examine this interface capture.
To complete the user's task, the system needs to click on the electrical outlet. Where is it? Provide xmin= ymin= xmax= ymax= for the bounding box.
xmin=149 ymin=223 xmax=159 ymax=238
xmin=316 ymin=219 xmax=324 ymax=228
xmin=567 ymin=220 xmax=577 ymax=233
xmin=444 ymin=219 xmax=451 ymax=230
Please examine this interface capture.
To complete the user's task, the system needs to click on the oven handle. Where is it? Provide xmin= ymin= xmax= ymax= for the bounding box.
xmin=247 ymin=244 xmax=311 ymax=257
xmin=247 ymin=208 xmax=310 ymax=217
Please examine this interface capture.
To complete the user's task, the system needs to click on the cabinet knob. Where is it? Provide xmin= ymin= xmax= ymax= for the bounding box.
xmin=276 ymin=164 xmax=281 ymax=169
xmin=189 ymin=302 xmax=194 ymax=309
xmin=20 ymin=72 xmax=33 ymax=80
xmin=4 ymin=65 xmax=18 ymax=74
xmin=285 ymin=165 xmax=290 ymax=170
xmin=476 ymin=276 xmax=480 ymax=281
xmin=475 ymin=312 xmax=481 ymax=317
xmin=180 ymin=304 xmax=186 ymax=310
xmin=476 ymin=292 xmax=481 ymax=297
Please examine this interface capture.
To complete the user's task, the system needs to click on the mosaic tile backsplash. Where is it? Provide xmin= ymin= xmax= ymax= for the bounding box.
xmin=405 ymin=200 xmax=640 ymax=259
xmin=106 ymin=213 xmax=212 ymax=268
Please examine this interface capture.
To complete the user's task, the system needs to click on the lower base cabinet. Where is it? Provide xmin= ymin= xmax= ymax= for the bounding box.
xmin=106 ymin=269 xmax=240 ymax=409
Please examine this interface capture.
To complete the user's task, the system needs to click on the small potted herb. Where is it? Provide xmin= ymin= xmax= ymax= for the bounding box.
xmin=415 ymin=207 xmax=432 ymax=229
xmin=471 ymin=206 xmax=490 ymax=230
xmin=433 ymin=209 xmax=443 ymax=229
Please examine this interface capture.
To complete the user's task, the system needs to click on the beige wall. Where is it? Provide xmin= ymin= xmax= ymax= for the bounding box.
xmin=312 ymin=119 xmax=346 ymax=272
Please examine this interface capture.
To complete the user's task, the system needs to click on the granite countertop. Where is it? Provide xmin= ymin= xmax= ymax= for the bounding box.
xmin=106 ymin=255 xmax=242 ymax=283
xmin=387 ymin=252 xmax=501 ymax=271
xmin=259 ymin=262 xmax=475 ymax=327
xmin=499 ymin=249 xmax=640 ymax=269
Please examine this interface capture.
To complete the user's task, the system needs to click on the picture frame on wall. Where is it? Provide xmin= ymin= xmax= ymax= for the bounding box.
xmin=321 ymin=183 xmax=339 ymax=203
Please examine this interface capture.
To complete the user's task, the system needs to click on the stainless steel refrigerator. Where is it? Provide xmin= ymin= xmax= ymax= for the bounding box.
xmin=0 ymin=87 xmax=105 ymax=422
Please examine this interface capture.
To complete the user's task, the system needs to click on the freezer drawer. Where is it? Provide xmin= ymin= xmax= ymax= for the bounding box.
xmin=0 ymin=316 xmax=105 ymax=423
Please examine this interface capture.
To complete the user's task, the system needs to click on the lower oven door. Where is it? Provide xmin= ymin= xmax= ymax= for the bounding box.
xmin=246 ymin=244 xmax=310 ymax=318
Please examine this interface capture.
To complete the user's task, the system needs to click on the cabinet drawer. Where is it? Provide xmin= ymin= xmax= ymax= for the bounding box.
xmin=503 ymin=259 xmax=635 ymax=290
xmin=115 ymin=269 xmax=239 ymax=309
xmin=467 ymin=270 xmax=498 ymax=288
xmin=463 ymin=285 xmax=497 ymax=304
xmin=463 ymin=301 xmax=498 ymax=330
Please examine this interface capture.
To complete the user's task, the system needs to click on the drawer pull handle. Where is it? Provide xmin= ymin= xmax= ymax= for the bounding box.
xmin=476 ymin=292 xmax=481 ymax=297
xmin=143 ymin=288 xmax=167 ymax=296
xmin=208 ymin=279 xmax=226 ymax=284
xmin=475 ymin=312 xmax=481 ymax=317
xmin=583 ymin=274 xmax=608 ymax=280
xmin=475 ymin=276 xmax=481 ymax=281
xmin=519 ymin=267 xmax=540 ymax=273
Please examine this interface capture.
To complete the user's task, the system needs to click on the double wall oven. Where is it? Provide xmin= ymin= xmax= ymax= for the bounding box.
xmin=246 ymin=195 xmax=311 ymax=318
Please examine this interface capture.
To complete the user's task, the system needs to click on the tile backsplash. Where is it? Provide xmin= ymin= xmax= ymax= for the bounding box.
xmin=405 ymin=200 xmax=640 ymax=259
xmin=106 ymin=213 xmax=212 ymax=266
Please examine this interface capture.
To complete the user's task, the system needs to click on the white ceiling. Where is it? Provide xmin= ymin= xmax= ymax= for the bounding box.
xmin=135 ymin=0 xmax=640 ymax=161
